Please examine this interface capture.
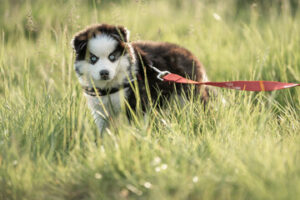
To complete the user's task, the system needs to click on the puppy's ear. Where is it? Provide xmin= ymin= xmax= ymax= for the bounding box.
xmin=71 ymin=32 xmax=88 ymax=60
xmin=115 ymin=26 xmax=130 ymax=42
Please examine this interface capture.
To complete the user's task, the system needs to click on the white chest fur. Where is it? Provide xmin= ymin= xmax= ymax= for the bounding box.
xmin=85 ymin=88 xmax=128 ymax=132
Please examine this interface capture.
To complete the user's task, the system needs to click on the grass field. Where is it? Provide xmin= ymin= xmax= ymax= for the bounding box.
xmin=0 ymin=0 xmax=300 ymax=199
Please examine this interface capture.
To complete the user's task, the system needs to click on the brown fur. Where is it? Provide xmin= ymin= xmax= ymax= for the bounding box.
xmin=132 ymin=41 xmax=209 ymax=103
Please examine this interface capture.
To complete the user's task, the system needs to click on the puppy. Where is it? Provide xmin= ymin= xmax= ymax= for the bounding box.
xmin=71 ymin=24 xmax=210 ymax=132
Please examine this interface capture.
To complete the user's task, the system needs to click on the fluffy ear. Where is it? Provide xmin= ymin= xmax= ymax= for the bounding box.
xmin=71 ymin=31 xmax=88 ymax=60
xmin=115 ymin=26 xmax=130 ymax=42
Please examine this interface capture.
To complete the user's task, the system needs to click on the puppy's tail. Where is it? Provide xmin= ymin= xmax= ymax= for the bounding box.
xmin=195 ymin=67 xmax=210 ymax=104
xmin=195 ymin=67 xmax=226 ymax=106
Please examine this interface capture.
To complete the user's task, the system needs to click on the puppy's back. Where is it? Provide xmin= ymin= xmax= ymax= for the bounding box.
xmin=132 ymin=41 xmax=209 ymax=101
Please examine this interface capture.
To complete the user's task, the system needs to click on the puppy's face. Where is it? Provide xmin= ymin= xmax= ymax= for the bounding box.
xmin=72 ymin=24 xmax=134 ymax=88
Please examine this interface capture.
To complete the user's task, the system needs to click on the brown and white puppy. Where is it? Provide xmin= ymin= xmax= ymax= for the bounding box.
xmin=71 ymin=24 xmax=210 ymax=133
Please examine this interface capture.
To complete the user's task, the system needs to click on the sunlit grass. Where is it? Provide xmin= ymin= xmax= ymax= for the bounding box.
xmin=0 ymin=0 xmax=299 ymax=199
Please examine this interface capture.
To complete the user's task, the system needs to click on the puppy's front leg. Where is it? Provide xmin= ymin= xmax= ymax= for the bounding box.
xmin=92 ymin=110 xmax=108 ymax=135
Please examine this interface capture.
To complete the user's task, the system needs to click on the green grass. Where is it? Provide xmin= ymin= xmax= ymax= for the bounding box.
xmin=0 ymin=0 xmax=300 ymax=199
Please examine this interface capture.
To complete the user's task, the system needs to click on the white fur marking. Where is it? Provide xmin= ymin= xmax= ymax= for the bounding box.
xmin=86 ymin=88 xmax=128 ymax=132
xmin=89 ymin=35 xmax=117 ymax=58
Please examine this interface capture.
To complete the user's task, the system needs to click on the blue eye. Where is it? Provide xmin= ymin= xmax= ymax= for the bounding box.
xmin=90 ymin=54 xmax=98 ymax=64
xmin=91 ymin=56 xmax=97 ymax=61
xmin=108 ymin=54 xmax=116 ymax=62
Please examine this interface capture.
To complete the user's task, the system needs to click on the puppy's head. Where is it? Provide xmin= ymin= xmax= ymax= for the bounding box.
xmin=71 ymin=24 xmax=134 ymax=88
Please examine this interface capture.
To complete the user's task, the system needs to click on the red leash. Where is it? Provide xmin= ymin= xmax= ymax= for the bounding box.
xmin=162 ymin=73 xmax=300 ymax=91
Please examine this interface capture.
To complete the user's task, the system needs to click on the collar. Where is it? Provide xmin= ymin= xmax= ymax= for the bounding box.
xmin=83 ymin=82 xmax=133 ymax=97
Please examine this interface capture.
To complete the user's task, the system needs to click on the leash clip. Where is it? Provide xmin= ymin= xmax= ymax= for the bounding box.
xmin=157 ymin=70 xmax=170 ymax=81
xmin=149 ymin=65 xmax=170 ymax=81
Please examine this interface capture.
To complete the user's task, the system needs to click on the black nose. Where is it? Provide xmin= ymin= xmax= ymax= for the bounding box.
xmin=100 ymin=70 xmax=109 ymax=80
